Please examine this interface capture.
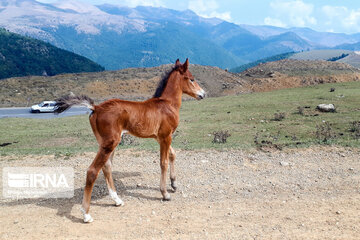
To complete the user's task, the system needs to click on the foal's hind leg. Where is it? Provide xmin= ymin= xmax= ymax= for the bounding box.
xmin=102 ymin=150 xmax=124 ymax=206
xmin=159 ymin=136 xmax=171 ymax=200
xmin=81 ymin=140 xmax=118 ymax=223
xmin=169 ymin=146 xmax=177 ymax=192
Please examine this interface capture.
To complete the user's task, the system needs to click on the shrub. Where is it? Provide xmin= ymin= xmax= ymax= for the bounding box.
xmin=254 ymin=131 xmax=282 ymax=150
xmin=349 ymin=121 xmax=360 ymax=139
xmin=327 ymin=53 xmax=349 ymax=62
xmin=212 ymin=130 xmax=231 ymax=143
xmin=273 ymin=112 xmax=286 ymax=121
xmin=315 ymin=122 xmax=336 ymax=143
xmin=119 ymin=134 xmax=139 ymax=146
xmin=296 ymin=106 xmax=304 ymax=115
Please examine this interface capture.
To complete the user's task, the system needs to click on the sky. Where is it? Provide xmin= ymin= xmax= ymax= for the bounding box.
xmin=37 ymin=0 xmax=360 ymax=34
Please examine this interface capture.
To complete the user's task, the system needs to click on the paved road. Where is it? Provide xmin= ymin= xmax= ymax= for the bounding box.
xmin=0 ymin=106 xmax=90 ymax=119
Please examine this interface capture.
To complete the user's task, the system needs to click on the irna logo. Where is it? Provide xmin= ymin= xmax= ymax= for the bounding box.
xmin=7 ymin=173 xmax=69 ymax=188
xmin=3 ymin=167 xmax=74 ymax=199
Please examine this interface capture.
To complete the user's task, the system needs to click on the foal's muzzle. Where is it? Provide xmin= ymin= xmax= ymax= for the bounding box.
xmin=196 ymin=89 xmax=206 ymax=100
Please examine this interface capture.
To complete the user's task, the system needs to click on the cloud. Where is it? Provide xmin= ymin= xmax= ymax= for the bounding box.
xmin=119 ymin=0 xmax=164 ymax=8
xmin=37 ymin=0 xmax=166 ymax=8
xmin=322 ymin=6 xmax=348 ymax=19
xmin=264 ymin=0 xmax=316 ymax=28
xmin=264 ymin=17 xmax=286 ymax=28
xmin=188 ymin=0 xmax=231 ymax=21
xmin=322 ymin=5 xmax=360 ymax=32
xmin=344 ymin=9 xmax=360 ymax=31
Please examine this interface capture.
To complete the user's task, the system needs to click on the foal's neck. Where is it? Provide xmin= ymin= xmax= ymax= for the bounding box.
xmin=160 ymin=71 xmax=183 ymax=109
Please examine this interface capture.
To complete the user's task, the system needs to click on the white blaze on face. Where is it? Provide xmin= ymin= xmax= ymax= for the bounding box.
xmin=196 ymin=89 xmax=206 ymax=99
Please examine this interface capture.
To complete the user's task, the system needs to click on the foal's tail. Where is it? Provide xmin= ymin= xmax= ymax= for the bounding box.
xmin=54 ymin=94 xmax=95 ymax=114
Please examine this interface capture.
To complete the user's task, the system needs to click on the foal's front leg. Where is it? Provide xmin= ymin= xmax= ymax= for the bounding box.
xmin=159 ymin=136 xmax=171 ymax=200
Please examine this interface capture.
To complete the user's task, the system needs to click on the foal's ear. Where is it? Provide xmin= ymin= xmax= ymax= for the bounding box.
xmin=182 ymin=58 xmax=189 ymax=71
xmin=175 ymin=59 xmax=181 ymax=67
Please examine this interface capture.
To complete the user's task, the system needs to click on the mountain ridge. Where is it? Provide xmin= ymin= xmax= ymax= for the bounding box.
xmin=1 ymin=0 xmax=360 ymax=70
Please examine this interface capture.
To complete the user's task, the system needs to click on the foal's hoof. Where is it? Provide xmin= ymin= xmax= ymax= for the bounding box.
xmin=162 ymin=193 xmax=171 ymax=201
xmin=115 ymin=198 xmax=124 ymax=207
xmin=171 ymin=180 xmax=177 ymax=192
xmin=81 ymin=207 xmax=94 ymax=223
xmin=83 ymin=214 xmax=93 ymax=223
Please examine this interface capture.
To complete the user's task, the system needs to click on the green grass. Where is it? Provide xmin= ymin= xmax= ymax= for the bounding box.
xmin=1 ymin=81 xmax=360 ymax=155
xmin=0 ymin=116 xmax=98 ymax=155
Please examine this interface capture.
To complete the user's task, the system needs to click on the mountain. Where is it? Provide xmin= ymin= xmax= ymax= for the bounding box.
xmin=288 ymin=28 xmax=360 ymax=48
xmin=241 ymin=25 xmax=360 ymax=47
xmin=1 ymin=0 xmax=360 ymax=70
xmin=93 ymin=5 xmax=240 ymax=68
xmin=0 ymin=0 xmax=239 ymax=69
xmin=239 ymin=32 xmax=313 ymax=62
xmin=335 ymin=41 xmax=360 ymax=51
xmin=0 ymin=28 xmax=104 ymax=79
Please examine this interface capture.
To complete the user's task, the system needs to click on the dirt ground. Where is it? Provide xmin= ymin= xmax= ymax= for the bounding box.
xmin=1 ymin=147 xmax=359 ymax=239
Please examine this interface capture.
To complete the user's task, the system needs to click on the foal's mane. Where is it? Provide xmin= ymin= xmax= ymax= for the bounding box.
xmin=153 ymin=65 xmax=179 ymax=98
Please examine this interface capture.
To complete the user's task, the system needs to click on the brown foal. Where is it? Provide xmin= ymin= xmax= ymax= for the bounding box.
xmin=55 ymin=59 xmax=205 ymax=223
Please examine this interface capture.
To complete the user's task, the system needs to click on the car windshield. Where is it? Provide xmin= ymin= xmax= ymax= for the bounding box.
xmin=38 ymin=102 xmax=45 ymax=107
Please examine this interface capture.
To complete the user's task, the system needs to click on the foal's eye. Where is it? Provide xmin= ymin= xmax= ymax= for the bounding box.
xmin=190 ymin=78 xmax=194 ymax=82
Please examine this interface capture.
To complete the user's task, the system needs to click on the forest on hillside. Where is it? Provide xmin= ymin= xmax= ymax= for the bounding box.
xmin=0 ymin=28 xmax=104 ymax=79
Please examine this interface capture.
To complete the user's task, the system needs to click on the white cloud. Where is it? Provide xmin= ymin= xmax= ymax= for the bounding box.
xmin=188 ymin=0 xmax=231 ymax=21
xmin=264 ymin=17 xmax=286 ymax=28
xmin=344 ymin=9 xmax=360 ymax=31
xmin=37 ymin=0 xmax=165 ymax=8
xmin=322 ymin=5 xmax=360 ymax=32
xmin=119 ymin=0 xmax=164 ymax=8
xmin=188 ymin=0 xmax=218 ymax=13
xmin=322 ymin=5 xmax=348 ymax=19
xmin=265 ymin=0 xmax=316 ymax=27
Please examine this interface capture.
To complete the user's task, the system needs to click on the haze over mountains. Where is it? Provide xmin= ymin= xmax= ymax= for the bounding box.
xmin=1 ymin=0 xmax=360 ymax=70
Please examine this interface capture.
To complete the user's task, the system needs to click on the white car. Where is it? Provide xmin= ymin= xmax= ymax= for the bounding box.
xmin=30 ymin=101 xmax=57 ymax=113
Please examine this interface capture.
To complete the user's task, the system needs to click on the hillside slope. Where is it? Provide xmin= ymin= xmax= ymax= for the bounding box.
xmin=1 ymin=60 xmax=360 ymax=107
xmin=231 ymin=50 xmax=360 ymax=74
xmin=230 ymin=52 xmax=295 ymax=73
xmin=0 ymin=64 xmax=243 ymax=107
xmin=337 ymin=53 xmax=360 ymax=68
xmin=336 ymin=41 xmax=360 ymax=51
xmin=290 ymin=50 xmax=360 ymax=69
xmin=237 ymin=59 xmax=360 ymax=92
xmin=0 ymin=28 xmax=104 ymax=79
xmin=290 ymin=50 xmax=353 ymax=61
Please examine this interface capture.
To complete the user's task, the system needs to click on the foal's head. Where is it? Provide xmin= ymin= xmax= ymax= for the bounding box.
xmin=175 ymin=59 xmax=205 ymax=100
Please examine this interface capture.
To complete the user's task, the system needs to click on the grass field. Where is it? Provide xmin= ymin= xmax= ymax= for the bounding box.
xmin=1 ymin=81 xmax=360 ymax=156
